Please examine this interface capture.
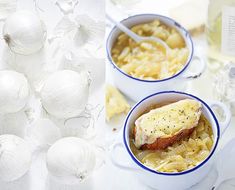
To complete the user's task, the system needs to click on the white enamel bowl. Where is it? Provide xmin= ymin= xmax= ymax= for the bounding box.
xmin=106 ymin=14 xmax=206 ymax=102
xmin=110 ymin=91 xmax=231 ymax=190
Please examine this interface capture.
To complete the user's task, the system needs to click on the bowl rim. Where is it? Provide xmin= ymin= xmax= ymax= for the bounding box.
xmin=106 ymin=14 xmax=194 ymax=83
xmin=123 ymin=91 xmax=220 ymax=176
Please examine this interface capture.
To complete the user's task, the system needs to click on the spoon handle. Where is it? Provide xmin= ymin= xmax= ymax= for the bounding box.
xmin=105 ymin=14 xmax=140 ymax=42
xmin=212 ymin=177 xmax=235 ymax=190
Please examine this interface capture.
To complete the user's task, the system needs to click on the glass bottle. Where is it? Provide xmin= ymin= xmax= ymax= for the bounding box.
xmin=206 ymin=0 xmax=235 ymax=66
xmin=213 ymin=63 xmax=235 ymax=115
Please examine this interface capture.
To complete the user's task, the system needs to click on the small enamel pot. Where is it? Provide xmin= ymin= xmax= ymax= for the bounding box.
xmin=106 ymin=14 xmax=206 ymax=102
xmin=110 ymin=91 xmax=231 ymax=190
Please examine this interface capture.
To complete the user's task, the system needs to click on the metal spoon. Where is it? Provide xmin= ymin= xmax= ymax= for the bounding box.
xmin=106 ymin=14 xmax=170 ymax=53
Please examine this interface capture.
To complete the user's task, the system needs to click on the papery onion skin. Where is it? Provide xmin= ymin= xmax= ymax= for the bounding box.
xmin=40 ymin=70 xmax=89 ymax=119
xmin=0 ymin=70 xmax=29 ymax=114
xmin=0 ymin=111 xmax=28 ymax=137
xmin=30 ymin=118 xmax=61 ymax=146
xmin=0 ymin=134 xmax=32 ymax=182
xmin=0 ymin=0 xmax=17 ymax=21
xmin=46 ymin=137 xmax=96 ymax=184
xmin=3 ymin=10 xmax=47 ymax=55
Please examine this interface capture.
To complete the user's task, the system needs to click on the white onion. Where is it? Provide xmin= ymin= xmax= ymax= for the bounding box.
xmin=50 ymin=14 xmax=104 ymax=48
xmin=40 ymin=70 xmax=90 ymax=119
xmin=59 ymin=51 xmax=104 ymax=92
xmin=0 ymin=70 xmax=29 ymax=114
xmin=46 ymin=137 xmax=96 ymax=184
xmin=0 ymin=134 xmax=32 ymax=182
xmin=74 ymin=14 xmax=104 ymax=47
xmin=3 ymin=10 xmax=47 ymax=55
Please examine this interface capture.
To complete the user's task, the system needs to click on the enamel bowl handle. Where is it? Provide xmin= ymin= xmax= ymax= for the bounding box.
xmin=180 ymin=55 xmax=206 ymax=80
xmin=110 ymin=142 xmax=139 ymax=171
xmin=209 ymin=101 xmax=231 ymax=135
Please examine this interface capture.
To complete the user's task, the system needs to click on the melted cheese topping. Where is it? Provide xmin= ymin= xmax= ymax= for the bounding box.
xmin=105 ymin=84 xmax=130 ymax=121
xmin=134 ymin=99 xmax=202 ymax=148
xmin=130 ymin=115 xmax=213 ymax=173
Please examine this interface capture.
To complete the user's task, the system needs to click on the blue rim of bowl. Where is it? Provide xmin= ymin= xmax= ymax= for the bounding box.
xmin=106 ymin=14 xmax=194 ymax=83
xmin=123 ymin=91 xmax=220 ymax=176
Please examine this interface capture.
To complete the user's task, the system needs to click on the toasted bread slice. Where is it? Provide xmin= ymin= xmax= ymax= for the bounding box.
xmin=134 ymin=99 xmax=202 ymax=150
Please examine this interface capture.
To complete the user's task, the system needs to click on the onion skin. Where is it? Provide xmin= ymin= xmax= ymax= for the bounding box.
xmin=40 ymin=70 xmax=89 ymax=119
xmin=30 ymin=118 xmax=61 ymax=146
xmin=0 ymin=135 xmax=32 ymax=182
xmin=3 ymin=10 xmax=47 ymax=55
xmin=46 ymin=137 xmax=96 ymax=184
xmin=0 ymin=70 xmax=29 ymax=114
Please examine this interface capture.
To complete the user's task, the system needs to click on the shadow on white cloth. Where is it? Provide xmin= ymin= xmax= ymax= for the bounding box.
xmin=45 ymin=174 xmax=94 ymax=190
xmin=0 ymin=172 xmax=30 ymax=190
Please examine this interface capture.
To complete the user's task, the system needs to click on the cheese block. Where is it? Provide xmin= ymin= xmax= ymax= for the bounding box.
xmin=134 ymin=99 xmax=202 ymax=149
xmin=169 ymin=0 xmax=209 ymax=36
xmin=105 ymin=84 xmax=130 ymax=121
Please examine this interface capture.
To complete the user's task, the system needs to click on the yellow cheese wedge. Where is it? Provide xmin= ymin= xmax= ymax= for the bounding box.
xmin=169 ymin=0 xmax=209 ymax=36
xmin=134 ymin=99 xmax=202 ymax=148
xmin=105 ymin=84 xmax=130 ymax=121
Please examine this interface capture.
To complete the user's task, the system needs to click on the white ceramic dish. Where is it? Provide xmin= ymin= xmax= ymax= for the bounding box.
xmin=110 ymin=91 xmax=231 ymax=190
xmin=106 ymin=14 xmax=206 ymax=102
